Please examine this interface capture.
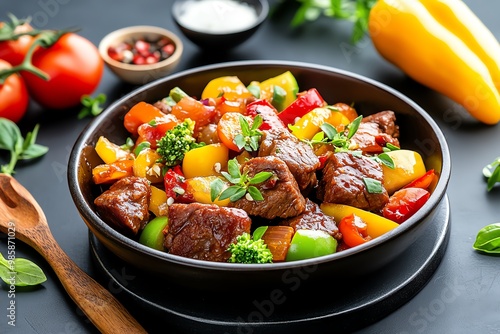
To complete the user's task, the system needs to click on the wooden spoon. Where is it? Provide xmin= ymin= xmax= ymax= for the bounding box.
xmin=0 ymin=174 xmax=147 ymax=334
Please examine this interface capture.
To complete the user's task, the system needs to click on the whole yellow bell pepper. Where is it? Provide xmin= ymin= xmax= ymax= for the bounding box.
xmin=369 ymin=0 xmax=500 ymax=125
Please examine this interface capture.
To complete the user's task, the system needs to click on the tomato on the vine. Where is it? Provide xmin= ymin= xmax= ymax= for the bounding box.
xmin=21 ymin=32 xmax=103 ymax=110
xmin=0 ymin=22 xmax=35 ymax=66
xmin=0 ymin=59 xmax=29 ymax=123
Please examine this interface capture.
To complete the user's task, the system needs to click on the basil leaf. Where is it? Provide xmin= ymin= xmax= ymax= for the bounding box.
xmin=253 ymin=226 xmax=268 ymax=240
xmin=227 ymin=159 xmax=241 ymax=178
xmin=347 ymin=115 xmax=362 ymax=139
xmin=0 ymin=118 xmax=22 ymax=152
xmin=229 ymin=187 xmax=247 ymax=202
xmin=249 ymin=171 xmax=273 ymax=184
xmin=377 ymin=152 xmax=395 ymax=169
xmin=247 ymin=186 xmax=264 ymax=201
xmin=473 ymin=223 xmax=500 ymax=254
xmin=210 ymin=177 xmax=224 ymax=202
xmin=320 ymin=122 xmax=337 ymax=140
xmin=19 ymin=143 xmax=49 ymax=160
xmin=0 ymin=253 xmax=46 ymax=286
xmin=363 ymin=177 xmax=383 ymax=194
xmin=218 ymin=185 xmax=244 ymax=201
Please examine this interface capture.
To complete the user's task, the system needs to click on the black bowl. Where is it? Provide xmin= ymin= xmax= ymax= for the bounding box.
xmin=171 ymin=0 xmax=269 ymax=50
xmin=68 ymin=60 xmax=451 ymax=291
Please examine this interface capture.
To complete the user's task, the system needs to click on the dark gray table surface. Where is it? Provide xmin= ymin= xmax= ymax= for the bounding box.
xmin=1 ymin=0 xmax=500 ymax=333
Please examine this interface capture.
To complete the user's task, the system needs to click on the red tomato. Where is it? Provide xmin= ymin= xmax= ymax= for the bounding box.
xmin=0 ymin=22 xmax=35 ymax=66
xmin=0 ymin=59 xmax=29 ymax=123
xmin=382 ymin=187 xmax=430 ymax=224
xmin=21 ymin=33 xmax=103 ymax=109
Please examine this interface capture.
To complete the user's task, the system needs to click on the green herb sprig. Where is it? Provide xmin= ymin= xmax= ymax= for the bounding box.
xmin=234 ymin=115 xmax=263 ymax=152
xmin=483 ymin=157 xmax=500 ymax=191
xmin=0 ymin=118 xmax=49 ymax=175
xmin=306 ymin=115 xmax=362 ymax=152
xmin=210 ymin=159 xmax=273 ymax=202
xmin=0 ymin=253 xmax=46 ymax=286
xmin=281 ymin=0 xmax=377 ymax=44
xmin=78 ymin=93 xmax=107 ymax=119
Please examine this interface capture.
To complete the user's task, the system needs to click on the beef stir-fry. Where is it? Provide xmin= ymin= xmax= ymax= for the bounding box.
xmin=92 ymin=72 xmax=436 ymax=263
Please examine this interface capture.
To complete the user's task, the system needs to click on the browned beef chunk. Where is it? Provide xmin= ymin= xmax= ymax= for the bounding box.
xmin=281 ymin=198 xmax=342 ymax=240
xmin=351 ymin=110 xmax=400 ymax=154
xmin=316 ymin=152 xmax=389 ymax=212
xmin=258 ymin=128 xmax=320 ymax=194
xmin=230 ymin=156 xmax=306 ymax=219
xmin=164 ymin=203 xmax=251 ymax=262
xmin=94 ymin=176 xmax=151 ymax=235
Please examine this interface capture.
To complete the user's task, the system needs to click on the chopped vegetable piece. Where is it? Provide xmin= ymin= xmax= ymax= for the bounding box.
xmin=403 ymin=169 xmax=436 ymax=189
xmin=163 ymin=165 xmax=194 ymax=203
xmin=92 ymin=159 xmax=134 ymax=184
xmin=338 ymin=214 xmax=371 ymax=248
xmin=182 ymin=143 xmax=229 ymax=179
xmin=246 ymin=99 xmax=286 ymax=130
xmin=156 ymin=119 xmax=203 ymax=167
xmin=320 ymin=203 xmax=399 ymax=238
xmin=285 ymin=229 xmax=337 ymax=261
xmin=382 ymin=187 xmax=430 ymax=224
xmin=227 ymin=232 xmax=273 ymax=264
xmin=123 ymin=101 xmax=165 ymax=135
xmin=278 ymin=88 xmax=326 ymax=125
xmin=139 ymin=216 xmax=169 ymax=251
xmin=381 ymin=149 xmax=427 ymax=195
xmin=260 ymin=225 xmax=294 ymax=262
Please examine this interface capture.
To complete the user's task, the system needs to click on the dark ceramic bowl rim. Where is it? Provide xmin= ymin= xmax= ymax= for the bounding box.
xmin=171 ymin=0 xmax=269 ymax=36
xmin=68 ymin=60 xmax=451 ymax=273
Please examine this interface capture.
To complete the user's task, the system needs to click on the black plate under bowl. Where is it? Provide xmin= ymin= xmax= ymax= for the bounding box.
xmin=90 ymin=195 xmax=450 ymax=334
xmin=68 ymin=60 xmax=451 ymax=290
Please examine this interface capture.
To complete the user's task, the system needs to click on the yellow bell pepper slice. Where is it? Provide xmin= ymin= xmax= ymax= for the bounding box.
xmin=291 ymin=107 xmax=350 ymax=140
xmin=259 ymin=71 xmax=299 ymax=111
xmin=182 ymin=143 xmax=229 ymax=179
xmin=95 ymin=136 xmax=132 ymax=164
xmin=382 ymin=150 xmax=427 ymax=195
xmin=320 ymin=203 xmax=399 ymax=239
xmin=149 ymin=185 xmax=168 ymax=217
xmin=201 ymin=76 xmax=254 ymax=101
xmin=133 ymin=148 xmax=163 ymax=184
xmin=186 ymin=176 xmax=230 ymax=207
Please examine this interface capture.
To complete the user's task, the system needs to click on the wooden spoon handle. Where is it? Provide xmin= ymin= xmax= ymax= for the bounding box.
xmin=32 ymin=227 xmax=147 ymax=333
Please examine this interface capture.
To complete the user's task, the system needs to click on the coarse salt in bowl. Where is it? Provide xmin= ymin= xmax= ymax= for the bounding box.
xmin=171 ymin=0 xmax=269 ymax=50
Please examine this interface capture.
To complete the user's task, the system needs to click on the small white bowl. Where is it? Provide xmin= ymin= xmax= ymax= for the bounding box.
xmin=98 ymin=25 xmax=183 ymax=85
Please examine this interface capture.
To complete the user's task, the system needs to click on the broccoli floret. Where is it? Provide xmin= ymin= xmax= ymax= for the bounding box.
xmin=227 ymin=233 xmax=273 ymax=264
xmin=156 ymin=119 xmax=203 ymax=167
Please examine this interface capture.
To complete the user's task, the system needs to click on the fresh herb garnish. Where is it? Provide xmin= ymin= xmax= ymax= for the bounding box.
xmin=307 ymin=115 xmax=362 ymax=152
xmin=473 ymin=223 xmax=500 ymax=254
xmin=483 ymin=157 xmax=500 ymax=191
xmin=383 ymin=142 xmax=400 ymax=152
xmin=0 ymin=253 xmax=47 ymax=286
xmin=363 ymin=177 xmax=383 ymax=194
xmin=210 ymin=158 xmax=273 ymax=202
xmin=282 ymin=0 xmax=376 ymax=44
xmin=234 ymin=115 xmax=263 ymax=152
xmin=78 ymin=93 xmax=107 ymax=119
xmin=0 ymin=118 xmax=48 ymax=175
xmin=373 ymin=152 xmax=395 ymax=169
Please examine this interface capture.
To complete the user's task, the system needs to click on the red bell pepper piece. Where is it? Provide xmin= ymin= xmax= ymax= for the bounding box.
xmin=403 ymin=169 xmax=436 ymax=190
xmin=163 ymin=165 xmax=194 ymax=203
xmin=246 ymin=99 xmax=286 ymax=130
xmin=382 ymin=187 xmax=430 ymax=224
xmin=338 ymin=214 xmax=371 ymax=248
xmin=277 ymin=88 xmax=326 ymax=125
